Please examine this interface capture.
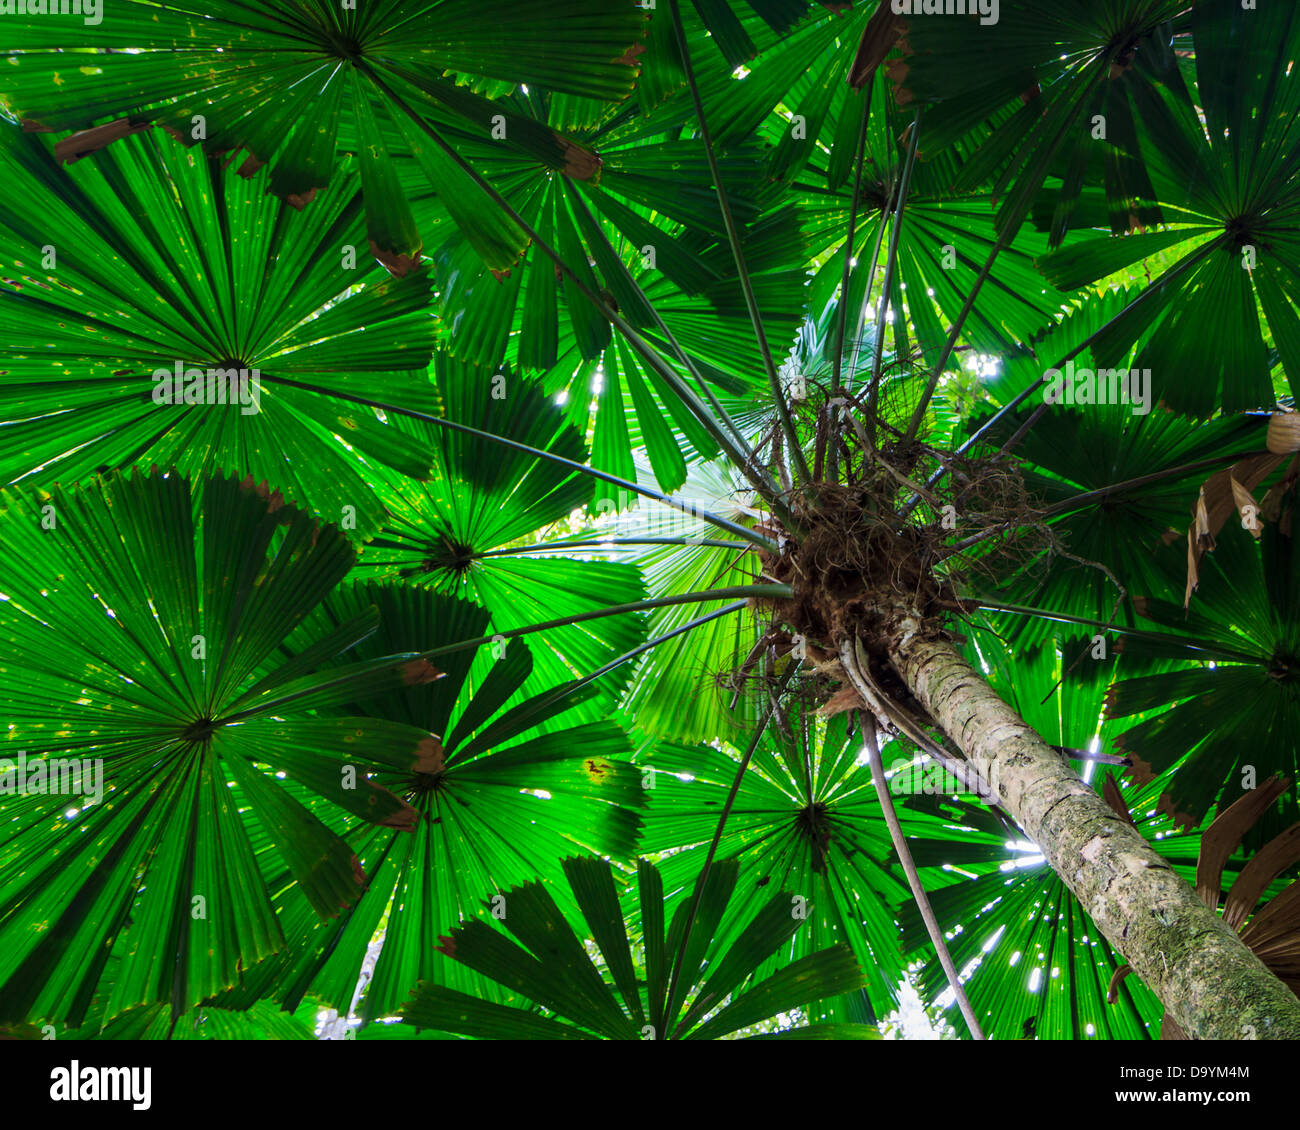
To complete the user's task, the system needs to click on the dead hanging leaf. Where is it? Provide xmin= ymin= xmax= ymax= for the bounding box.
xmin=400 ymin=658 xmax=443 ymax=686
xmin=1224 ymin=822 xmax=1300 ymax=931
xmin=1230 ymin=469 xmax=1264 ymax=541
xmin=1216 ymin=803 xmax=1300 ymax=989
xmin=1245 ymin=413 xmax=1300 ymax=529
xmin=1261 ymin=457 xmax=1300 ymax=522
xmin=849 ymin=3 xmax=906 ymax=90
xmin=412 ymin=736 xmax=445 ymax=774
xmin=1185 ymin=526 xmax=1205 ymax=609
xmin=1184 ymin=449 xmax=1285 ymax=607
xmin=818 ymin=684 xmax=863 ymax=719
xmin=1101 ymin=772 xmax=1137 ymax=826
xmin=369 ymin=239 xmax=423 ymax=278
xmin=1195 ymin=774 xmax=1290 ymax=909
xmin=54 ymin=118 xmax=152 ymax=165
xmin=1267 ymin=411 xmax=1300 ymax=454
xmin=1240 ymin=881 xmax=1300 ymax=967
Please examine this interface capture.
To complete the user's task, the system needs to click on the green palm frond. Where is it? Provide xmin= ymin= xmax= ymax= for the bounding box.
xmin=352 ymin=357 xmax=650 ymax=723
xmin=894 ymin=0 xmax=1190 ymax=241
xmin=1109 ymin=484 xmax=1300 ymax=837
xmin=1034 ymin=1 xmax=1300 ymax=415
xmin=0 ymin=127 xmax=437 ymax=538
xmin=640 ymin=711 xmax=1010 ymax=1023
xmin=0 ymin=470 xmax=447 ymax=1025
xmin=3 ymin=0 xmax=648 ymax=269
xmin=402 ymin=855 xmax=879 ymax=1039
xmin=229 ymin=581 xmax=647 ymax=1019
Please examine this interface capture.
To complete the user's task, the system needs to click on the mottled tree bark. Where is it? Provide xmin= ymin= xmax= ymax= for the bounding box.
xmin=884 ymin=610 xmax=1300 ymax=1040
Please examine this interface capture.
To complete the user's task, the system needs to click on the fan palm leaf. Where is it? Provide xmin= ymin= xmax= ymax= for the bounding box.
xmin=352 ymin=357 xmax=649 ymax=723
xmin=0 ymin=470 xmax=450 ymax=1025
xmin=1108 ymin=483 xmax=1300 ymax=838
xmin=639 ymin=711 xmax=1007 ymax=1022
xmin=1036 ymin=1 xmax=1300 ymax=415
xmin=3 ymin=0 xmax=648 ymax=269
xmin=217 ymin=579 xmax=647 ymax=1020
xmin=402 ymin=855 xmax=878 ymax=1039
xmin=0 ymin=127 xmax=438 ymax=538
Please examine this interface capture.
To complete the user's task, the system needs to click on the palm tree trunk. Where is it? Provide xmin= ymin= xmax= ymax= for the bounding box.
xmin=883 ymin=611 xmax=1300 ymax=1040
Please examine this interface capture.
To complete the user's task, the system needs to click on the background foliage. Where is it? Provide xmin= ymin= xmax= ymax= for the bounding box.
xmin=0 ymin=0 xmax=1297 ymax=1041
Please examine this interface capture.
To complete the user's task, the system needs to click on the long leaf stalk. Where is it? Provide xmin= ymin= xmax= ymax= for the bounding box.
xmin=667 ymin=0 xmax=812 ymax=487
xmin=906 ymin=235 xmax=1227 ymax=516
xmin=502 ymin=600 xmax=756 ymax=732
xmin=263 ymin=372 xmax=778 ymax=552
xmin=1039 ymin=453 xmax=1249 ymax=517
xmin=941 ymin=450 xmax=1250 ymax=558
xmin=468 ymin=537 xmax=754 ymax=557
xmin=417 ymin=585 xmax=793 ymax=663
xmin=971 ymin=599 xmax=1264 ymax=662
xmin=831 ymin=100 xmax=874 ymax=398
xmin=664 ymin=658 xmax=803 ymax=1032
xmin=358 ymin=60 xmax=798 ymax=529
xmin=820 ymin=95 xmax=873 ymax=480
xmin=831 ymin=156 xmax=892 ymax=484
xmin=866 ymin=109 xmax=923 ymax=443
xmin=564 ymin=186 xmax=787 ymax=506
xmin=841 ymin=640 xmax=985 ymax=1039
xmin=842 ymin=192 xmax=892 ymax=397
xmin=902 ymin=228 xmax=1012 ymax=445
